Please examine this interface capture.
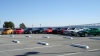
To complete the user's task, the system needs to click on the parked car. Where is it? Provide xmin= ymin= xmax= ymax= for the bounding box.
xmin=52 ymin=28 xmax=62 ymax=34
xmin=69 ymin=28 xmax=88 ymax=36
xmin=57 ymin=28 xmax=68 ymax=34
xmin=32 ymin=28 xmax=44 ymax=34
xmin=44 ymin=28 xmax=53 ymax=34
xmin=0 ymin=28 xmax=3 ymax=34
xmin=24 ymin=28 xmax=33 ymax=34
xmin=63 ymin=28 xmax=76 ymax=35
xmin=14 ymin=28 xmax=24 ymax=34
xmin=2 ymin=28 xmax=13 ymax=34
xmin=77 ymin=28 xmax=100 ymax=37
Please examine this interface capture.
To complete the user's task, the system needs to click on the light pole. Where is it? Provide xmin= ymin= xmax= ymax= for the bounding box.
xmin=32 ymin=24 xmax=33 ymax=28
xmin=40 ymin=24 xmax=41 ymax=27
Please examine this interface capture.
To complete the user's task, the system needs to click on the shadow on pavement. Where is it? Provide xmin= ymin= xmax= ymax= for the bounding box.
xmin=15 ymin=52 xmax=40 ymax=56
xmin=15 ymin=51 xmax=82 ymax=56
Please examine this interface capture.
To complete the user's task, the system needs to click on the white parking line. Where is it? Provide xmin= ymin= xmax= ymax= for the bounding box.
xmin=57 ymin=52 xmax=82 ymax=56
xmin=0 ymin=52 xmax=11 ymax=56
xmin=0 ymin=45 xmax=59 ymax=52
xmin=58 ymin=49 xmax=100 ymax=56
xmin=88 ymin=49 xmax=100 ymax=52
xmin=0 ymin=43 xmax=24 ymax=46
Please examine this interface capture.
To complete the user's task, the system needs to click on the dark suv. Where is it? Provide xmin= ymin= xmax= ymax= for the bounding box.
xmin=52 ymin=28 xmax=62 ymax=34
xmin=58 ymin=28 xmax=68 ymax=34
xmin=32 ymin=28 xmax=44 ymax=34
xmin=24 ymin=28 xmax=33 ymax=34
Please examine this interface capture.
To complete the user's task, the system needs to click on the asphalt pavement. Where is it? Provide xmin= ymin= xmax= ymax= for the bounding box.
xmin=0 ymin=34 xmax=100 ymax=56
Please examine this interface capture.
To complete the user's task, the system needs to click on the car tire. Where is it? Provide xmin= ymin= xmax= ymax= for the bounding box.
xmin=29 ymin=31 xmax=32 ymax=34
xmin=35 ymin=32 xmax=38 ymax=34
xmin=84 ymin=33 xmax=88 ymax=37
xmin=11 ymin=32 xmax=13 ymax=34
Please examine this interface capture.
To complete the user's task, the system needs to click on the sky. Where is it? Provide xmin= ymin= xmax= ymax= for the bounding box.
xmin=0 ymin=0 xmax=100 ymax=28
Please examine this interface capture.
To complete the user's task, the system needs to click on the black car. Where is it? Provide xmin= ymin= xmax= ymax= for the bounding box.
xmin=52 ymin=28 xmax=62 ymax=34
xmin=24 ymin=28 xmax=33 ymax=34
xmin=32 ymin=28 xmax=44 ymax=34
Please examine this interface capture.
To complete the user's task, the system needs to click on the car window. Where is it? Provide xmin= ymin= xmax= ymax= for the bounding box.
xmin=83 ymin=28 xmax=90 ymax=31
xmin=56 ymin=28 xmax=61 ymax=30
xmin=92 ymin=28 xmax=98 ymax=30
xmin=38 ymin=28 xmax=43 ymax=30
xmin=27 ymin=28 xmax=32 ymax=30
xmin=16 ymin=29 xmax=21 ymax=30
xmin=64 ymin=28 xmax=68 ymax=30
xmin=68 ymin=28 xmax=75 ymax=30
xmin=33 ymin=28 xmax=38 ymax=30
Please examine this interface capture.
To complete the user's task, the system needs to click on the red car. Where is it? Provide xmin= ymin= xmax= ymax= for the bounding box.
xmin=44 ymin=28 xmax=53 ymax=34
xmin=14 ymin=28 xmax=24 ymax=34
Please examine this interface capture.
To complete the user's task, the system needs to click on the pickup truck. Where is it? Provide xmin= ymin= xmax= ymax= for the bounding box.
xmin=77 ymin=28 xmax=100 ymax=37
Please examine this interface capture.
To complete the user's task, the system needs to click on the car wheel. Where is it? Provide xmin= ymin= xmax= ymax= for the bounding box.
xmin=84 ymin=33 xmax=88 ymax=37
xmin=75 ymin=33 xmax=78 ymax=36
xmin=79 ymin=35 xmax=82 ymax=37
xmin=35 ymin=32 xmax=38 ymax=34
xmin=43 ymin=31 xmax=46 ymax=34
xmin=11 ymin=32 xmax=13 ymax=34
xmin=29 ymin=31 xmax=32 ymax=34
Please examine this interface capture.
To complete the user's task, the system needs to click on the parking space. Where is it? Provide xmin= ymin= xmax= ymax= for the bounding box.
xmin=0 ymin=34 xmax=100 ymax=56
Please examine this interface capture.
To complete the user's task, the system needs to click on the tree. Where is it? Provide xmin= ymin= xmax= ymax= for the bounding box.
xmin=19 ymin=23 xmax=26 ymax=29
xmin=3 ymin=21 xmax=15 ymax=29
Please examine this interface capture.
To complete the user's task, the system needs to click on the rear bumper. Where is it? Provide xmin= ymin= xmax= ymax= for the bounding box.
xmin=14 ymin=32 xmax=22 ymax=34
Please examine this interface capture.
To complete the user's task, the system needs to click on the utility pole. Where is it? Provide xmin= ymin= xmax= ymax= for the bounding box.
xmin=40 ymin=24 xmax=41 ymax=27
xmin=32 ymin=24 xmax=33 ymax=28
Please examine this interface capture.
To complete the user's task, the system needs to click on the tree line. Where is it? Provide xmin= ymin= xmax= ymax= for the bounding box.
xmin=3 ymin=21 xmax=26 ymax=29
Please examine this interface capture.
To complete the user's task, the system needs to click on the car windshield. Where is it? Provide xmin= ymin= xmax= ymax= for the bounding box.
xmin=0 ymin=29 xmax=3 ymax=31
xmin=38 ymin=28 xmax=43 ymax=30
xmin=33 ymin=28 xmax=38 ymax=30
xmin=26 ymin=28 xmax=32 ymax=30
xmin=55 ymin=28 xmax=61 ymax=30
xmin=68 ymin=28 xmax=75 ymax=30
xmin=16 ymin=29 xmax=21 ymax=30
xmin=48 ymin=28 xmax=52 ymax=29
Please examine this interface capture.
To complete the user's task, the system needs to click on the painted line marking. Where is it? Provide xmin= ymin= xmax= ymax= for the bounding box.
xmin=0 ymin=51 xmax=11 ymax=56
xmin=0 ymin=43 xmax=24 ymax=46
xmin=88 ymin=49 xmax=100 ymax=52
xmin=58 ymin=52 xmax=82 ymax=56
xmin=0 ymin=45 xmax=59 ymax=52
xmin=58 ymin=49 xmax=100 ymax=56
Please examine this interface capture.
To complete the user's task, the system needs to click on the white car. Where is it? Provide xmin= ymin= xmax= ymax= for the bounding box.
xmin=63 ymin=28 xmax=87 ymax=36
xmin=63 ymin=28 xmax=76 ymax=35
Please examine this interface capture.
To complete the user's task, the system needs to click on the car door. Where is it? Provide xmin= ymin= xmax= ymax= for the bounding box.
xmin=39 ymin=28 xmax=43 ymax=33
xmin=89 ymin=28 xmax=97 ymax=35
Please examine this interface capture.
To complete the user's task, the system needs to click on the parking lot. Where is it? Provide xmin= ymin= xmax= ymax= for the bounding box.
xmin=0 ymin=34 xmax=100 ymax=56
